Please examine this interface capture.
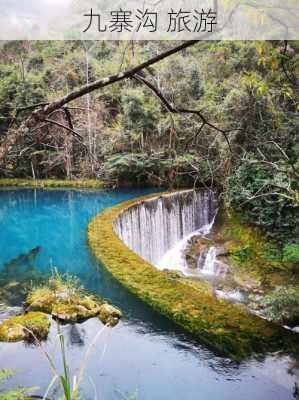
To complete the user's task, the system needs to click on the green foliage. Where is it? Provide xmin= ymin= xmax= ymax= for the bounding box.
xmin=0 ymin=369 xmax=37 ymax=400
xmin=261 ymin=286 xmax=299 ymax=325
xmin=283 ymin=244 xmax=299 ymax=264
xmin=120 ymin=87 xmax=161 ymax=136
xmin=105 ymin=152 xmax=200 ymax=187
xmin=232 ymin=246 xmax=255 ymax=263
xmin=225 ymin=158 xmax=299 ymax=244
xmin=0 ymin=370 xmax=15 ymax=384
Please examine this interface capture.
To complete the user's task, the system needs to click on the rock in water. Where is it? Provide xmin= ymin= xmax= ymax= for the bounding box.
xmin=0 ymin=312 xmax=50 ymax=342
xmin=98 ymin=304 xmax=122 ymax=326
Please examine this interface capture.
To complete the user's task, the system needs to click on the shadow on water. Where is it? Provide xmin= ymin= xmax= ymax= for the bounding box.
xmin=0 ymin=188 xmax=298 ymax=400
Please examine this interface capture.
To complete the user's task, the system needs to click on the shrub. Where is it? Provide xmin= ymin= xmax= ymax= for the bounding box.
xmin=283 ymin=244 xmax=299 ymax=264
xmin=261 ymin=286 xmax=299 ymax=326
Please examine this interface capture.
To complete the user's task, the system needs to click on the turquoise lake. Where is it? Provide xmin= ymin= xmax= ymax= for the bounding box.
xmin=0 ymin=188 xmax=297 ymax=400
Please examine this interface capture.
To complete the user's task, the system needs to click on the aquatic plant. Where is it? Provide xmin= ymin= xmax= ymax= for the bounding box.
xmin=0 ymin=369 xmax=37 ymax=400
xmin=30 ymin=322 xmax=112 ymax=400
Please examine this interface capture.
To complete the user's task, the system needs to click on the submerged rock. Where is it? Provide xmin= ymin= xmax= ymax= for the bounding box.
xmin=0 ymin=312 xmax=50 ymax=342
xmin=98 ymin=303 xmax=122 ymax=326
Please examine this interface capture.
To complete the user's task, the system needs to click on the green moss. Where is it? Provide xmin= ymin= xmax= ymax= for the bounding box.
xmin=88 ymin=192 xmax=298 ymax=361
xmin=26 ymin=275 xmax=122 ymax=325
xmin=0 ymin=312 xmax=50 ymax=342
xmin=27 ymin=277 xmax=103 ymax=323
xmin=0 ymin=178 xmax=103 ymax=189
xmin=220 ymin=213 xmax=298 ymax=288
xmin=98 ymin=303 xmax=123 ymax=326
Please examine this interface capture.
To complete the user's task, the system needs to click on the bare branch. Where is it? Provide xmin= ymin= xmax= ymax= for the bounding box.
xmin=133 ymin=73 xmax=233 ymax=152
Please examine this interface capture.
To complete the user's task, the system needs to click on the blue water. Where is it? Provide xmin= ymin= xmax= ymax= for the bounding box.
xmin=0 ymin=188 xmax=297 ymax=400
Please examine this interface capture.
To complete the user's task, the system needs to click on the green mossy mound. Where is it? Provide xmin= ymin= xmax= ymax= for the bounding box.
xmin=0 ymin=178 xmax=103 ymax=189
xmin=0 ymin=312 xmax=50 ymax=342
xmin=26 ymin=275 xmax=122 ymax=325
xmin=88 ymin=192 xmax=298 ymax=361
xmin=98 ymin=303 xmax=123 ymax=326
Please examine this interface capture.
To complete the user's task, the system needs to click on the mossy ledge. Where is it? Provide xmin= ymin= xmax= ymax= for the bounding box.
xmin=0 ymin=178 xmax=103 ymax=189
xmin=0 ymin=312 xmax=50 ymax=342
xmin=88 ymin=191 xmax=298 ymax=361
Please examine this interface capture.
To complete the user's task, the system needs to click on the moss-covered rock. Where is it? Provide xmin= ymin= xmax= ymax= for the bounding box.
xmin=220 ymin=213 xmax=299 ymax=289
xmin=52 ymin=299 xmax=101 ymax=323
xmin=88 ymin=192 xmax=299 ymax=361
xmin=26 ymin=276 xmax=122 ymax=325
xmin=98 ymin=303 xmax=122 ymax=326
xmin=0 ymin=312 xmax=50 ymax=342
xmin=26 ymin=278 xmax=102 ymax=323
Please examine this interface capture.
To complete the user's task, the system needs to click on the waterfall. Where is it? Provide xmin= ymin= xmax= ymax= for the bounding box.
xmin=200 ymin=246 xmax=217 ymax=275
xmin=114 ymin=190 xmax=217 ymax=267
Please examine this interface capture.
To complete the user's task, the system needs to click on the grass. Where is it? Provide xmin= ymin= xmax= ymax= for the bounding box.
xmin=88 ymin=192 xmax=299 ymax=361
xmin=0 ymin=178 xmax=103 ymax=189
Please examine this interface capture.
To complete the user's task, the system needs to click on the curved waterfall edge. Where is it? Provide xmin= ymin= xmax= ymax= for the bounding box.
xmin=87 ymin=191 xmax=298 ymax=361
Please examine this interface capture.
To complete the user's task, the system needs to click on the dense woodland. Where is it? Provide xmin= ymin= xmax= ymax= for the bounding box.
xmin=0 ymin=40 xmax=298 ymax=250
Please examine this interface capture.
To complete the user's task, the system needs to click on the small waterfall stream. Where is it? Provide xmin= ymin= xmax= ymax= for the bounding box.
xmin=200 ymin=246 xmax=217 ymax=275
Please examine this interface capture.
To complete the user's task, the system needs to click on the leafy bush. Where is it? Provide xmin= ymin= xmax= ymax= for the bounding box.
xmin=225 ymin=159 xmax=299 ymax=244
xmin=232 ymin=245 xmax=255 ymax=263
xmin=283 ymin=244 xmax=299 ymax=264
xmin=261 ymin=286 xmax=299 ymax=325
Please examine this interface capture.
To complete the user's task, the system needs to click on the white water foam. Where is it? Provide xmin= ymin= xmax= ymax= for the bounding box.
xmin=156 ymin=213 xmax=217 ymax=276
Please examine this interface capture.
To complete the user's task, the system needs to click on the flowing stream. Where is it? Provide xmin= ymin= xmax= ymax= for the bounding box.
xmin=0 ymin=188 xmax=298 ymax=400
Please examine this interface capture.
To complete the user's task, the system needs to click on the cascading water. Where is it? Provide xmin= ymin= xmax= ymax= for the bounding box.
xmin=114 ymin=190 xmax=217 ymax=267
xmin=200 ymin=246 xmax=217 ymax=275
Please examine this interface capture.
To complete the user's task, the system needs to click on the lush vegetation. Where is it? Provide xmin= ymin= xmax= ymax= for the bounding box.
xmin=0 ymin=40 xmax=297 ymax=247
xmin=261 ymin=285 xmax=299 ymax=326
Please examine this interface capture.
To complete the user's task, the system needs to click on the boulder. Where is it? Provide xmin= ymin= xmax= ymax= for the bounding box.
xmin=52 ymin=298 xmax=101 ymax=323
xmin=0 ymin=312 xmax=50 ymax=342
xmin=99 ymin=303 xmax=122 ymax=326
xmin=215 ymin=245 xmax=230 ymax=257
xmin=27 ymin=282 xmax=102 ymax=323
